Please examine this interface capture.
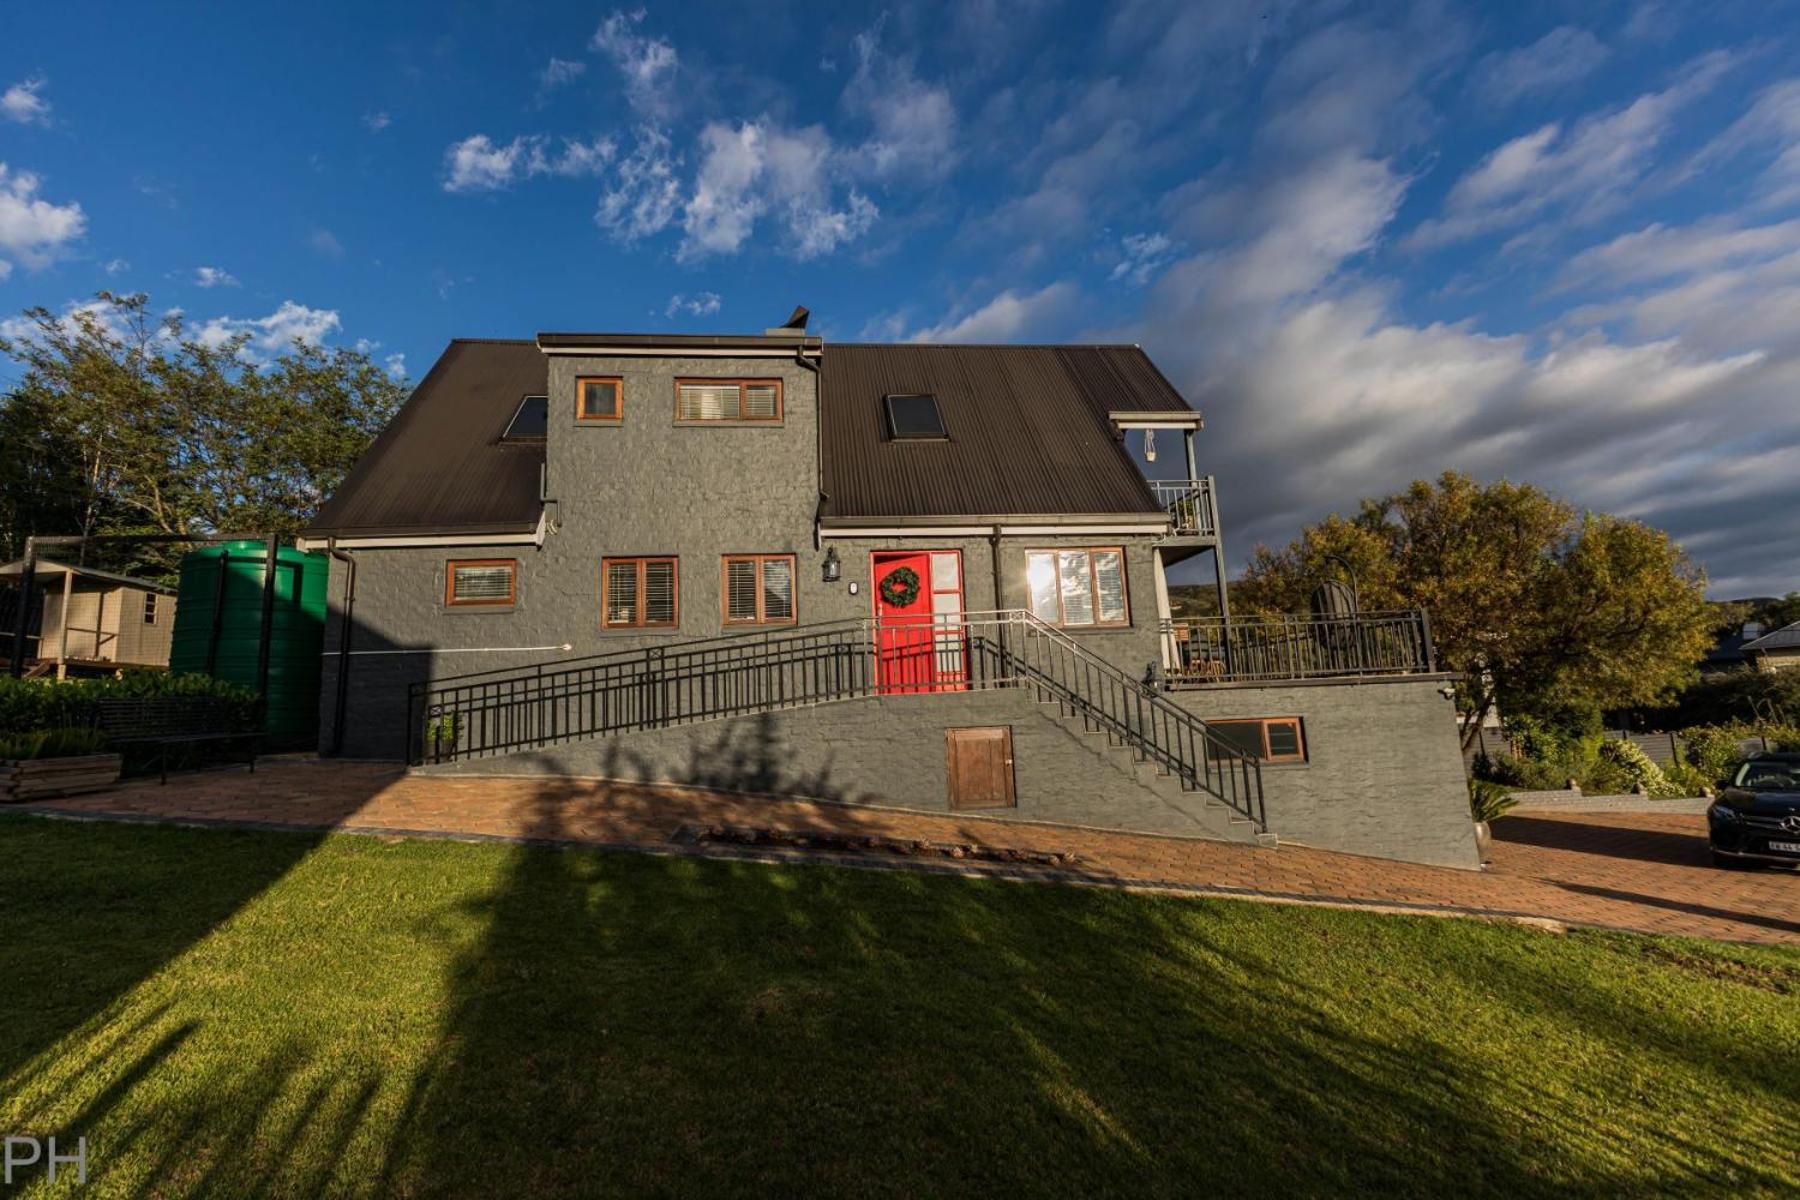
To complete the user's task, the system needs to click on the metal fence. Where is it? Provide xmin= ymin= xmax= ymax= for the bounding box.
xmin=1149 ymin=478 xmax=1217 ymax=538
xmin=1161 ymin=610 xmax=1435 ymax=685
xmin=408 ymin=610 xmax=1268 ymax=830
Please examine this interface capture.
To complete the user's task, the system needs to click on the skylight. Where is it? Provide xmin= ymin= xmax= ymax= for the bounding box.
xmin=503 ymin=394 xmax=548 ymax=440
xmin=885 ymin=393 xmax=946 ymax=440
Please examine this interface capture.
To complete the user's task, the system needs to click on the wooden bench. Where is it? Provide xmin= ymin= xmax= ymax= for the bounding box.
xmin=93 ymin=698 xmax=261 ymax=785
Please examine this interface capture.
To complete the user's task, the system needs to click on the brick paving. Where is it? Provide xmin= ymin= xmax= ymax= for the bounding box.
xmin=11 ymin=761 xmax=1798 ymax=946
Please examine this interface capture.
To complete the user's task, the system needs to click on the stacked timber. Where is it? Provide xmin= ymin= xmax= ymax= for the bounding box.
xmin=0 ymin=754 xmax=122 ymax=802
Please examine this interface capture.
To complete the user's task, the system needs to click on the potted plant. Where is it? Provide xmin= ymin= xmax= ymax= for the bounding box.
xmin=0 ymin=728 xmax=122 ymax=802
xmin=1468 ymin=778 xmax=1517 ymax=859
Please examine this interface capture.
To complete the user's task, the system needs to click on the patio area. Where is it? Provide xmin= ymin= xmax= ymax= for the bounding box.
xmin=10 ymin=759 xmax=1797 ymax=945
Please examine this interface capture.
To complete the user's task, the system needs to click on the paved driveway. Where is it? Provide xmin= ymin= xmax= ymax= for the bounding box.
xmin=11 ymin=761 xmax=1798 ymax=945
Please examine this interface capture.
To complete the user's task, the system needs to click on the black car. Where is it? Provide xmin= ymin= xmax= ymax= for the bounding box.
xmin=1708 ymin=752 xmax=1800 ymax=868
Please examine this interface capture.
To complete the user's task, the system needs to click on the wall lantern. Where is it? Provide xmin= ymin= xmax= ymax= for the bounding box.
xmin=822 ymin=545 xmax=842 ymax=583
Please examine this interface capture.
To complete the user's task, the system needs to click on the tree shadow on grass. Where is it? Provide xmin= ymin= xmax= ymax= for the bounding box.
xmin=364 ymin=739 xmax=1799 ymax=1197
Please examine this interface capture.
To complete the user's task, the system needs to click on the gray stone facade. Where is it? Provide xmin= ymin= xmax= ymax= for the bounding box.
xmin=316 ymin=343 xmax=1481 ymax=869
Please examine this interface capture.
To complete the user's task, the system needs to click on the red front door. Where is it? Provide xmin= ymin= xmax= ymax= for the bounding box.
xmin=874 ymin=551 xmax=965 ymax=694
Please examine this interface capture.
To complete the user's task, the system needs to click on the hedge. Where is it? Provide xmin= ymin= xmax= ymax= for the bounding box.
xmin=0 ymin=672 xmax=259 ymax=734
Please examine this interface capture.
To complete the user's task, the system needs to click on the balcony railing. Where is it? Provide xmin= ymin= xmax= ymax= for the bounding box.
xmin=1161 ymin=610 xmax=1436 ymax=686
xmin=1150 ymin=477 xmax=1217 ymax=539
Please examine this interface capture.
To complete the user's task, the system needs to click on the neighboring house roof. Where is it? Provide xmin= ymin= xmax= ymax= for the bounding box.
xmin=0 ymin=559 xmax=176 ymax=594
xmin=306 ymin=339 xmax=547 ymax=538
xmin=819 ymin=344 xmax=1187 ymax=521
xmin=305 ymin=337 xmax=1196 ymax=536
xmin=1743 ymin=621 xmax=1800 ymax=654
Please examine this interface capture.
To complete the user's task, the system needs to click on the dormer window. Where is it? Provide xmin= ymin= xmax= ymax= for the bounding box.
xmin=503 ymin=395 xmax=548 ymax=440
xmin=885 ymin=393 xmax=946 ymax=440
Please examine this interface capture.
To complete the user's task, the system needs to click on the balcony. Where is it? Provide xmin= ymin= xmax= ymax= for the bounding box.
xmin=1161 ymin=610 xmax=1438 ymax=687
xmin=1150 ymin=477 xmax=1218 ymax=542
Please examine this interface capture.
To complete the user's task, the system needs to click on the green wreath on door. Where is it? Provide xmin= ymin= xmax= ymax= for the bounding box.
xmin=879 ymin=565 xmax=922 ymax=608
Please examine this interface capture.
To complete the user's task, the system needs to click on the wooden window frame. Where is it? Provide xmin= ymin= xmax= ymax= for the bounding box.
xmin=1024 ymin=546 xmax=1130 ymax=629
xmin=672 ymin=377 xmax=784 ymax=424
xmin=720 ymin=553 xmax=798 ymax=627
xmin=143 ymin=593 xmax=160 ymax=625
xmin=445 ymin=559 xmax=518 ymax=608
xmin=575 ymin=376 xmax=624 ymax=424
xmin=1211 ymin=717 xmax=1307 ymax=764
xmin=600 ymin=556 xmax=680 ymax=629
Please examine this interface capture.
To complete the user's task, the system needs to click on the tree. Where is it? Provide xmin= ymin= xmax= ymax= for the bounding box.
xmin=0 ymin=292 xmax=406 ymax=577
xmin=1237 ymin=472 xmax=1713 ymax=748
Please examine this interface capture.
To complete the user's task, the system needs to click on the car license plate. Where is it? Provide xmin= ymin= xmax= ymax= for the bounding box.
xmin=1770 ymin=840 xmax=1800 ymax=854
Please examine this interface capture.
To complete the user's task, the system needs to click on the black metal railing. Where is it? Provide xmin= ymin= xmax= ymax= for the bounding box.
xmin=1161 ymin=610 xmax=1435 ymax=685
xmin=406 ymin=610 xmax=1267 ymax=831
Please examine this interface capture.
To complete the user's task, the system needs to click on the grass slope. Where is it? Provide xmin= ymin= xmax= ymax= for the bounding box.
xmin=1 ymin=816 xmax=1796 ymax=1198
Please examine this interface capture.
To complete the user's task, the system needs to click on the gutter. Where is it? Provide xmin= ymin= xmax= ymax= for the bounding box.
xmin=326 ymin=540 xmax=356 ymax=758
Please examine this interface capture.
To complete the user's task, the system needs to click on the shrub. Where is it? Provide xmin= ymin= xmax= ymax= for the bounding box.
xmin=1474 ymin=751 xmax=1565 ymax=791
xmin=0 ymin=672 xmax=258 ymax=734
xmin=0 ymin=727 xmax=112 ymax=760
xmin=1468 ymin=779 xmax=1517 ymax=824
xmin=1662 ymin=762 xmax=1713 ymax=797
xmin=1681 ymin=725 xmax=1752 ymax=788
xmin=1597 ymin=739 xmax=1680 ymax=797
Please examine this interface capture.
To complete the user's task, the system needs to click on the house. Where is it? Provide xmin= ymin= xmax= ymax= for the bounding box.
xmin=0 ymin=559 xmax=177 ymax=677
xmin=299 ymin=316 xmax=1479 ymax=869
xmin=1743 ymin=621 xmax=1800 ymax=673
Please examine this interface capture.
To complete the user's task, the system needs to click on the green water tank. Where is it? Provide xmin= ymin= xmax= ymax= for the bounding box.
xmin=169 ymin=541 xmax=330 ymax=746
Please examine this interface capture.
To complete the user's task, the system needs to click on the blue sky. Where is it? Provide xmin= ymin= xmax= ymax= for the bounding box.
xmin=4 ymin=1 xmax=1799 ymax=593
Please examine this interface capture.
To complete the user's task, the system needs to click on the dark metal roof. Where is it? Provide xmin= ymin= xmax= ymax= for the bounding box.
xmin=538 ymin=331 xmax=821 ymax=351
xmin=305 ymin=339 xmax=546 ymax=537
xmin=819 ymin=344 xmax=1191 ymax=519
xmin=1743 ymin=621 xmax=1800 ymax=653
xmin=310 ymin=338 xmax=1194 ymax=535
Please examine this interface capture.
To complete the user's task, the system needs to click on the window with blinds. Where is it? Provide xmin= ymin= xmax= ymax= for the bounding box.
xmin=1024 ymin=548 xmax=1129 ymax=628
xmin=674 ymin=378 xmax=782 ymax=422
xmin=602 ymin=557 xmax=678 ymax=628
xmin=722 ymin=554 xmax=796 ymax=625
xmin=446 ymin=560 xmax=517 ymax=607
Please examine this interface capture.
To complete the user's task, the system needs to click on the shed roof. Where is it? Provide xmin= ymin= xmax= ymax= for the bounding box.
xmin=0 ymin=559 xmax=176 ymax=593
xmin=1743 ymin=621 xmax=1800 ymax=653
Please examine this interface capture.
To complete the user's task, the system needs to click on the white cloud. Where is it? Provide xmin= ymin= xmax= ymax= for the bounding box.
xmin=539 ymin=57 xmax=586 ymax=92
xmin=363 ymin=110 xmax=391 ymax=132
xmin=0 ymin=162 xmax=86 ymax=273
xmin=1110 ymin=232 xmax=1173 ymax=285
xmin=383 ymin=352 xmax=406 ymax=378
xmin=442 ymin=133 xmax=616 ymax=192
xmin=309 ymin=228 xmax=344 ymax=258
xmin=1 ymin=77 xmax=51 ymax=125
xmin=907 ymin=282 xmax=1078 ymax=343
xmin=1408 ymin=50 xmax=1732 ymax=249
xmin=596 ymin=126 xmax=682 ymax=241
xmin=444 ymin=134 xmax=531 ymax=192
xmin=677 ymin=119 xmax=876 ymax=261
xmin=1689 ymin=78 xmax=1800 ymax=209
xmin=193 ymin=266 xmax=239 ymax=289
xmin=1469 ymin=27 xmax=1609 ymax=107
xmin=591 ymin=9 xmax=678 ymax=118
xmin=193 ymin=301 xmax=342 ymax=355
xmin=843 ymin=19 xmax=959 ymax=182
xmin=665 ymin=292 xmax=722 ymax=318
xmin=1555 ymin=218 xmax=1800 ymax=293
xmin=102 ymin=257 xmax=129 ymax=275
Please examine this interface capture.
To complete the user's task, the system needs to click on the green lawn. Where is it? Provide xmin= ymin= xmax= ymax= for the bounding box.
xmin=1 ymin=816 xmax=1796 ymax=1198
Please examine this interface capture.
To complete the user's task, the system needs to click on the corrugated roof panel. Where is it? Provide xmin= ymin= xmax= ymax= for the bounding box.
xmin=820 ymin=344 xmax=1191 ymax=519
xmin=306 ymin=340 xmax=546 ymax=536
